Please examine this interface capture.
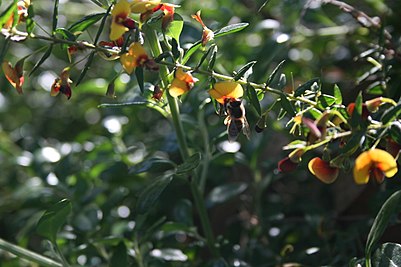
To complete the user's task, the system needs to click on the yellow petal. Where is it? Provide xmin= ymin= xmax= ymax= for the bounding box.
xmin=128 ymin=42 xmax=148 ymax=57
xmin=112 ymin=0 xmax=131 ymax=16
xmin=211 ymin=81 xmax=243 ymax=103
xmin=208 ymin=88 xmax=224 ymax=104
xmin=308 ymin=157 xmax=339 ymax=184
xmin=169 ymin=78 xmax=188 ymax=97
xmin=120 ymin=53 xmax=136 ymax=74
xmin=110 ymin=0 xmax=131 ymax=40
xmin=110 ymin=24 xmax=128 ymax=41
xmin=353 ymin=149 xmax=398 ymax=184
xmin=131 ymin=0 xmax=161 ymax=13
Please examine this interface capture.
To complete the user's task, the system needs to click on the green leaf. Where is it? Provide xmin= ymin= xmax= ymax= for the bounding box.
xmin=52 ymin=0 xmax=59 ymax=32
xmin=372 ymin=243 xmax=401 ymax=267
xmin=68 ymin=12 xmax=105 ymax=34
xmin=37 ymin=199 xmax=72 ymax=243
xmin=206 ymin=183 xmax=248 ymax=208
xmin=129 ymin=158 xmax=176 ymax=174
xmin=246 ymin=84 xmax=261 ymax=116
xmin=26 ymin=4 xmax=35 ymax=34
xmin=135 ymin=67 xmax=144 ymax=93
xmin=29 ymin=45 xmax=53 ymax=76
xmin=389 ymin=122 xmax=401 ymax=144
xmin=366 ymin=190 xmax=401 ymax=260
xmin=136 ymin=174 xmax=173 ymax=214
xmin=76 ymin=51 xmax=95 ymax=85
xmin=182 ymin=23 xmax=249 ymax=64
xmin=265 ymin=60 xmax=285 ymax=87
xmin=234 ymin=61 xmax=256 ymax=81
xmin=318 ymin=94 xmax=337 ymax=108
xmin=195 ymin=44 xmax=213 ymax=69
xmin=381 ymin=102 xmax=401 ymax=125
xmin=340 ymin=131 xmax=364 ymax=155
xmin=165 ymin=14 xmax=183 ymax=41
xmin=110 ymin=242 xmax=128 ymax=267
xmin=54 ymin=28 xmax=76 ymax=41
xmin=171 ymin=38 xmax=180 ymax=60
xmin=207 ymin=46 xmax=217 ymax=71
xmin=0 ymin=1 xmax=17 ymax=29
xmin=294 ymin=78 xmax=320 ymax=97
xmin=350 ymin=92 xmax=363 ymax=129
xmin=279 ymin=93 xmax=295 ymax=117
xmin=333 ymin=84 xmax=342 ymax=105
xmin=150 ymin=248 xmax=188 ymax=262
xmin=176 ymin=153 xmax=201 ymax=175
xmin=214 ymin=22 xmax=249 ymax=38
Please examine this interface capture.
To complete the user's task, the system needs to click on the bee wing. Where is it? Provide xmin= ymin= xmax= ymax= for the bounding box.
xmin=227 ymin=120 xmax=240 ymax=142
xmin=242 ymin=117 xmax=251 ymax=140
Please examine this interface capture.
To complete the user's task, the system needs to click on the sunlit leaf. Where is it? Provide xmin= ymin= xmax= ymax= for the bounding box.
xmin=234 ymin=61 xmax=256 ymax=81
xmin=294 ymin=78 xmax=320 ymax=97
xmin=333 ymin=84 xmax=342 ymax=105
xmin=37 ymin=199 xmax=72 ymax=243
xmin=26 ymin=4 xmax=35 ymax=34
xmin=381 ymin=103 xmax=401 ymax=125
xmin=372 ymin=243 xmax=401 ymax=267
xmin=366 ymin=190 xmax=401 ymax=262
xmin=165 ymin=14 xmax=183 ymax=41
xmin=214 ymin=22 xmax=249 ymax=38
xmin=205 ymin=182 xmax=248 ymax=208
xmin=150 ymin=248 xmax=188 ymax=262
xmin=0 ymin=1 xmax=17 ymax=29
xmin=68 ymin=12 xmax=105 ymax=34
xmin=136 ymin=174 xmax=173 ymax=214
xmin=265 ymin=60 xmax=285 ymax=87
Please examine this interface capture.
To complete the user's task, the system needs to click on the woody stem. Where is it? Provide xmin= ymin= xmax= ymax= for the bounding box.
xmin=143 ymin=25 xmax=219 ymax=257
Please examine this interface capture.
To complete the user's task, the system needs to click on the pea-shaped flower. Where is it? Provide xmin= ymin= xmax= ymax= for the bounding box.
xmin=308 ymin=157 xmax=339 ymax=184
xmin=209 ymin=81 xmax=244 ymax=104
xmin=120 ymin=42 xmax=149 ymax=74
xmin=110 ymin=0 xmax=136 ymax=41
xmin=168 ymin=68 xmax=198 ymax=97
xmin=131 ymin=0 xmax=161 ymax=13
xmin=353 ymin=149 xmax=398 ymax=184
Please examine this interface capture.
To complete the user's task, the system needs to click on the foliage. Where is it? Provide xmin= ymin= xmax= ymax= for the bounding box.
xmin=0 ymin=0 xmax=401 ymax=266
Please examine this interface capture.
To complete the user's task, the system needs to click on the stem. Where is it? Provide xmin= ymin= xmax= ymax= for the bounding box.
xmin=54 ymin=243 xmax=70 ymax=267
xmin=0 ymin=238 xmax=62 ymax=267
xmin=143 ymin=25 xmax=218 ymax=257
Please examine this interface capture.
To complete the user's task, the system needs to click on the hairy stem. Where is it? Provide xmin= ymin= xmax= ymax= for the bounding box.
xmin=143 ymin=25 xmax=218 ymax=257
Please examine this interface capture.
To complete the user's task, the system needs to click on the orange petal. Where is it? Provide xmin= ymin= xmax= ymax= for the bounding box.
xmin=169 ymin=78 xmax=188 ymax=97
xmin=278 ymin=157 xmax=298 ymax=173
xmin=210 ymin=81 xmax=243 ymax=104
xmin=2 ymin=61 xmax=23 ymax=94
xmin=131 ymin=0 xmax=161 ymax=13
xmin=120 ymin=53 xmax=136 ymax=74
xmin=353 ymin=149 xmax=398 ymax=184
xmin=308 ymin=157 xmax=339 ymax=184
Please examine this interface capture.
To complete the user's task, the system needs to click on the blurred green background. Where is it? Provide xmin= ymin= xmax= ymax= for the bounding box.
xmin=1 ymin=0 xmax=401 ymax=266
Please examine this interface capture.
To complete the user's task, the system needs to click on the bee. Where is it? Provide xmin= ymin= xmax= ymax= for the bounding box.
xmin=223 ymin=98 xmax=251 ymax=142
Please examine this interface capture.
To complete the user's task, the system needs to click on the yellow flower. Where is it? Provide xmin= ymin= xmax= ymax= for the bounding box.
xmin=353 ymin=149 xmax=398 ymax=184
xmin=120 ymin=42 xmax=149 ymax=74
xmin=209 ymin=81 xmax=244 ymax=104
xmin=110 ymin=0 xmax=134 ymax=41
xmin=308 ymin=157 xmax=339 ymax=184
xmin=169 ymin=68 xmax=198 ymax=97
xmin=131 ymin=0 xmax=161 ymax=14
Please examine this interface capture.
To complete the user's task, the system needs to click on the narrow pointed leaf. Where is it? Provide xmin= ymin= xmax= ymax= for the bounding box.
xmin=29 ymin=45 xmax=53 ymax=76
xmin=279 ymin=93 xmax=295 ymax=116
xmin=135 ymin=67 xmax=144 ymax=93
xmin=37 ymin=199 xmax=72 ymax=243
xmin=333 ymin=84 xmax=342 ymax=105
xmin=195 ymin=44 xmax=213 ymax=69
xmin=165 ymin=14 xmax=183 ymax=41
xmin=207 ymin=46 xmax=217 ymax=71
xmin=68 ymin=12 xmax=105 ymax=34
xmin=0 ymin=1 xmax=17 ymax=28
xmin=52 ymin=0 xmax=59 ymax=32
xmin=206 ymin=183 xmax=248 ymax=208
xmin=294 ymin=78 xmax=320 ymax=97
xmin=382 ymin=103 xmax=401 ymax=125
xmin=366 ymin=190 xmax=401 ymax=260
xmin=26 ymin=4 xmax=35 ymax=34
xmin=176 ymin=153 xmax=201 ymax=175
xmin=136 ymin=174 xmax=173 ymax=214
xmin=171 ymin=38 xmax=180 ymax=60
xmin=76 ymin=51 xmax=95 ymax=85
xmin=214 ymin=23 xmax=249 ymax=38
xmin=265 ymin=60 xmax=285 ymax=87
xmin=247 ymin=84 xmax=261 ymax=116
xmin=234 ymin=61 xmax=256 ymax=81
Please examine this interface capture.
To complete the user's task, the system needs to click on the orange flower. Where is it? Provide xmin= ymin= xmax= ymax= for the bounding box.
xmin=347 ymin=102 xmax=369 ymax=120
xmin=110 ymin=0 xmax=136 ymax=41
xmin=192 ymin=10 xmax=214 ymax=46
xmin=168 ymin=68 xmax=198 ymax=97
xmin=308 ymin=157 xmax=339 ymax=184
xmin=51 ymin=68 xmax=72 ymax=99
xmin=120 ymin=42 xmax=149 ymax=74
xmin=3 ymin=0 xmax=30 ymax=30
xmin=278 ymin=157 xmax=298 ymax=173
xmin=2 ymin=60 xmax=24 ymax=94
xmin=353 ymin=149 xmax=398 ymax=184
xmin=131 ymin=0 xmax=161 ymax=14
xmin=209 ymin=81 xmax=244 ymax=104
